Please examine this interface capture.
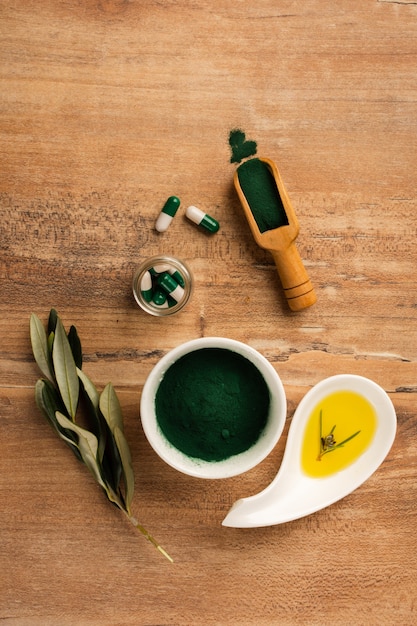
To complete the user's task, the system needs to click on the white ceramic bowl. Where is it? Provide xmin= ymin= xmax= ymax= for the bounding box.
xmin=140 ymin=337 xmax=287 ymax=479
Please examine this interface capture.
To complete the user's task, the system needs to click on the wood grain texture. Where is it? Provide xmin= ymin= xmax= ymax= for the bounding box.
xmin=1 ymin=1 xmax=416 ymax=624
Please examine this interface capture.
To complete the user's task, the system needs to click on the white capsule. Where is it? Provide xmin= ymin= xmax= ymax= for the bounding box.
xmin=155 ymin=196 xmax=180 ymax=232
xmin=140 ymin=270 xmax=153 ymax=303
xmin=155 ymin=213 xmax=172 ymax=233
xmin=150 ymin=263 xmax=172 ymax=275
xmin=185 ymin=205 xmax=220 ymax=233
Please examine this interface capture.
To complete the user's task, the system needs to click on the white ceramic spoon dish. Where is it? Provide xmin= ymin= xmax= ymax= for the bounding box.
xmin=222 ymin=374 xmax=397 ymax=528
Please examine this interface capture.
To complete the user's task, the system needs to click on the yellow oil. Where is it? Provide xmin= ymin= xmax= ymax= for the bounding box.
xmin=301 ymin=390 xmax=377 ymax=478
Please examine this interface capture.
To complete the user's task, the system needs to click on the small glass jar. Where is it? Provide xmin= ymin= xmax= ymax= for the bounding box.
xmin=132 ymin=255 xmax=193 ymax=316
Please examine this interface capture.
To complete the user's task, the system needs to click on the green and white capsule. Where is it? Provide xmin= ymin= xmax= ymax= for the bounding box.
xmin=152 ymin=289 xmax=169 ymax=308
xmin=185 ymin=205 xmax=219 ymax=233
xmin=157 ymin=272 xmax=185 ymax=303
xmin=168 ymin=268 xmax=185 ymax=287
xmin=140 ymin=270 xmax=153 ymax=302
xmin=155 ymin=196 xmax=181 ymax=233
xmin=149 ymin=263 xmax=172 ymax=275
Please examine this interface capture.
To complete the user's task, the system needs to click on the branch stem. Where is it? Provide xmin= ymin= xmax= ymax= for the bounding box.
xmin=127 ymin=513 xmax=173 ymax=563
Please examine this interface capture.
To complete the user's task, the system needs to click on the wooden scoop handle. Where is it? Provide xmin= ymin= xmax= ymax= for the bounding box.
xmin=270 ymin=243 xmax=317 ymax=311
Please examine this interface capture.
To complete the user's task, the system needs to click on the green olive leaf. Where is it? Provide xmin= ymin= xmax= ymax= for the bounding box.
xmin=35 ymin=378 xmax=66 ymax=425
xmin=77 ymin=367 xmax=107 ymax=463
xmin=52 ymin=317 xmax=79 ymax=420
xmin=99 ymin=382 xmax=124 ymax=433
xmin=98 ymin=383 xmax=128 ymax=496
xmin=47 ymin=331 xmax=55 ymax=360
xmin=77 ymin=369 xmax=125 ymax=492
xmin=55 ymin=411 xmax=108 ymax=491
xmin=77 ymin=367 xmax=99 ymax=411
xmin=114 ymin=425 xmax=135 ymax=515
xmin=35 ymin=378 xmax=55 ymax=421
xmin=47 ymin=308 xmax=58 ymax=335
xmin=30 ymin=313 xmax=54 ymax=381
xmin=35 ymin=379 xmax=82 ymax=461
xmin=100 ymin=421 xmax=123 ymax=494
xmin=68 ymin=325 xmax=82 ymax=369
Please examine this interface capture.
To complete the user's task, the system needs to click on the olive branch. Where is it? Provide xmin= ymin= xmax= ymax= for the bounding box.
xmin=30 ymin=309 xmax=172 ymax=562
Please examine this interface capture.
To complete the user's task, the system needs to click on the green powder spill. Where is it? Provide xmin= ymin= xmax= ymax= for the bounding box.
xmin=229 ymin=129 xmax=257 ymax=163
xmin=155 ymin=348 xmax=270 ymax=462
xmin=237 ymin=158 xmax=289 ymax=233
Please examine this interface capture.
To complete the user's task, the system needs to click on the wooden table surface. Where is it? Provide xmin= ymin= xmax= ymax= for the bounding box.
xmin=1 ymin=1 xmax=416 ymax=624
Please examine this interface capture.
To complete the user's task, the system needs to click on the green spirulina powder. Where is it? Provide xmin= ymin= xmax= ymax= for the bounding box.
xmin=155 ymin=348 xmax=270 ymax=463
xmin=237 ymin=158 xmax=289 ymax=233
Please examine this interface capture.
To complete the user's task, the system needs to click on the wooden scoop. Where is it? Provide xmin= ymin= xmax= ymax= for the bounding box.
xmin=234 ymin=157 xmax=316 ymax=311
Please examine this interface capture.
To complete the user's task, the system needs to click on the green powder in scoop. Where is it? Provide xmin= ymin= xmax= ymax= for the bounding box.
xmin=155 ymin=348 xmax=270 ymax=462
xmin=237 ymin=158 xmax=289 ymax=233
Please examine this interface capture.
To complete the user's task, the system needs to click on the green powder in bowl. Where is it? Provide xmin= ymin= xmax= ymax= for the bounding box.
xmin=155 ymin=348 xmax=270 ymax=462
xmin=140 ymin=337 xmax=287 ymax=479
